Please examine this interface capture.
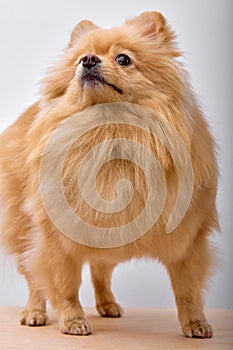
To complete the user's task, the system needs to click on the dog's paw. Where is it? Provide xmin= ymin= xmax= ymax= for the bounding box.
xmin=61 ymin=318 xmax=92 ymax=335
xmin=20 ymin=309 xmax=47 ymax=326
xmin=97 ymin=302 xmax=124 ymax=317
xmin=182 ymin=320 xmax=213 ymax=338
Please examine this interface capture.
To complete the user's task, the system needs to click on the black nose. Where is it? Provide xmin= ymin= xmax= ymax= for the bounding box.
xmin=81 ymin=54 xmax=101 ymax=68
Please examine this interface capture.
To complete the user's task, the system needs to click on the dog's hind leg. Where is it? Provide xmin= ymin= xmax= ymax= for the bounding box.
xmin=90 ymin=261 xmax=124 ymax=317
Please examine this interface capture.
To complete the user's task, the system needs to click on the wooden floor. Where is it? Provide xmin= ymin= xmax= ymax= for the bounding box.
xmin=0 ymin=307 xmax=232 ymax=350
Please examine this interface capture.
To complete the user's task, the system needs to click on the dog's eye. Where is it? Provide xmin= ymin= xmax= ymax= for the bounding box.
xmin=115 ymin=54 xmax=131 ymax=66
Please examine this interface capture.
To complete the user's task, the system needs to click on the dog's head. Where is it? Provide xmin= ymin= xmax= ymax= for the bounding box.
xmin=41 ymin=11 xmax=181 ymax=108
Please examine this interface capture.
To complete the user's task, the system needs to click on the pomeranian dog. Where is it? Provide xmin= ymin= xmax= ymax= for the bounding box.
xmin=0 ymin=11 xmax=218 ymax=338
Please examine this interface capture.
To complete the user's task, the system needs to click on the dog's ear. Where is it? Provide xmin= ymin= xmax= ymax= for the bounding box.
xmin=126 ymin=11 xmax=167 ymax=39
xmin=69 ymin=20 xmax=98 ymax=47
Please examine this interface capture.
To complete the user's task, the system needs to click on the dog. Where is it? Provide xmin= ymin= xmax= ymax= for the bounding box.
xmin=0 ymin=11 xmax=218 ymax=337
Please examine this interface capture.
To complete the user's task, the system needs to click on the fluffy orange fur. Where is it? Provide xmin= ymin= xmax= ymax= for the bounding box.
xmin=0 ymin=11 xmax=218 ymax=337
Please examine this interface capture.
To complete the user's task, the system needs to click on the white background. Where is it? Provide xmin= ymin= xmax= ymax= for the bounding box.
xmin=0 ymin=0 xmax=232 ymax=309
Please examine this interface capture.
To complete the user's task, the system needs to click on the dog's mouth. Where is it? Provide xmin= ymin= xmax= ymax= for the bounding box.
xmin=104 ymin=82 xmax=123 ymax=94
xmin=81 ymin=70 xmax=123 ymax=94
xmin=81 ymin=70 xmax=104 ymax=85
